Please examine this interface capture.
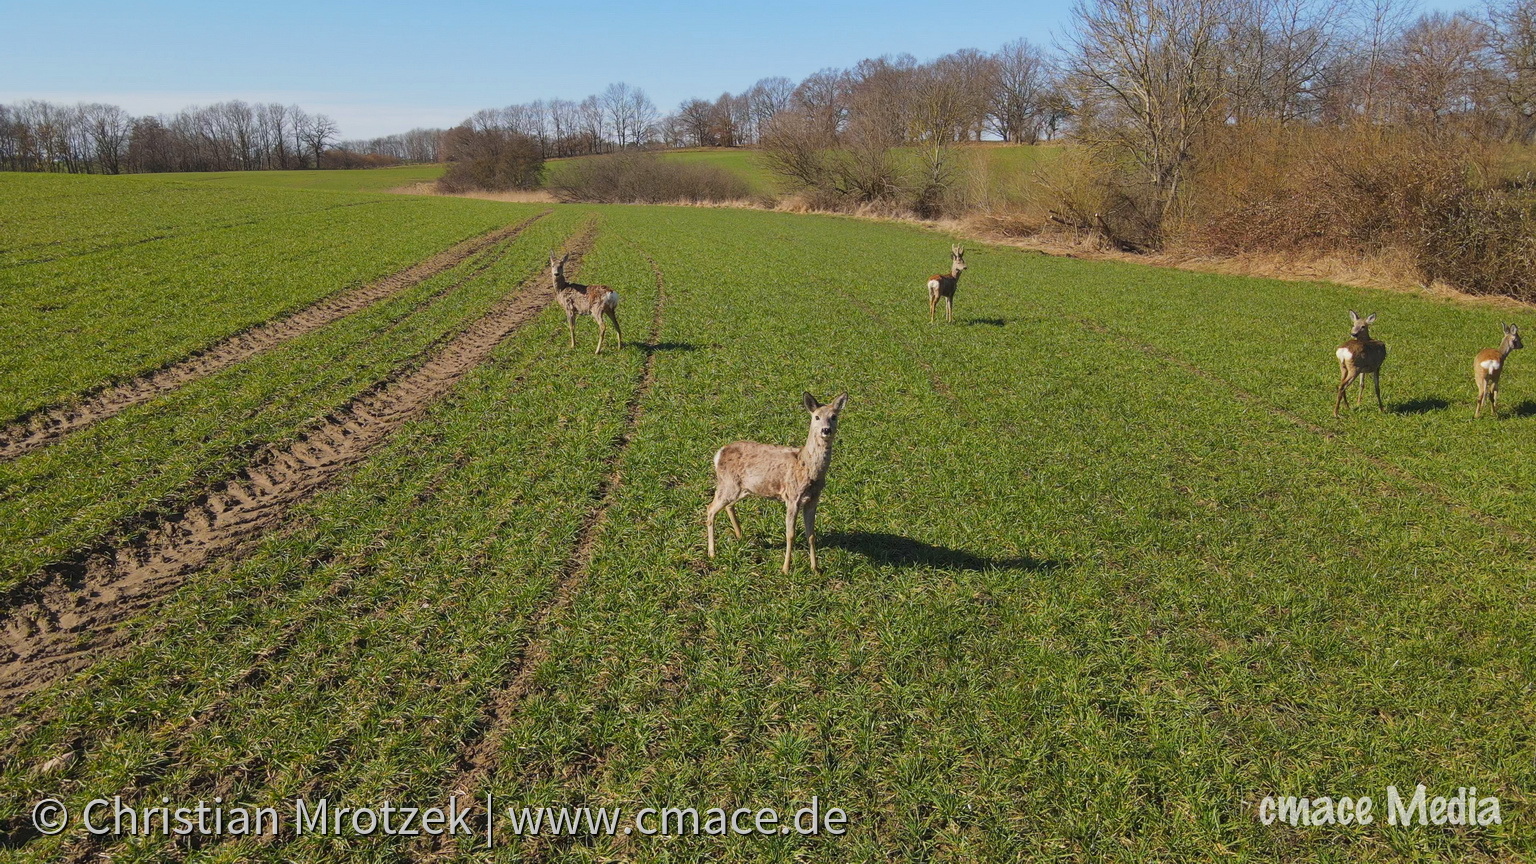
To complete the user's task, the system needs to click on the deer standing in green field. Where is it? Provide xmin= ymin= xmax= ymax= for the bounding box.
xmin=927 ymin=244 xmax=967 ymax=323
xmin=1335 ymin=310 xmax=1387 ymax=417
xmin=706 ymin=392 xmax=848 ymax=574
xmin=1474 ymin=323 xmax=1523 ymax=418
xmin=551 ymin=251 xmax=622 ymax=354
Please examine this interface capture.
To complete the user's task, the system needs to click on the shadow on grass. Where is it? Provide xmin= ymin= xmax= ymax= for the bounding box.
xmin=641 ymin=341 xmax=698 ymax=353
xmin=820 ymin=531 xmax=1060 ymax=572
xmin=1390 ymin=397 xmax=1449 ymax=414
xmin=1510 ymin=401 xmax=1536 ymax=417
xmin=965 ymin=317 xmax=1007 ymax=327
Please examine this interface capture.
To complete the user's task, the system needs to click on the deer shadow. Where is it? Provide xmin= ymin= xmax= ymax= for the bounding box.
xmin=1389 ymin=397 xmax=1450 ymax=415
xmin=965 ymin=317 xmax=1007 ymax=327
xmin=1509 ymin=401 xmax=1536 ymax=417
xmin=640 ymin=341 xmax=698 ymax=353
xmin=819 ymin=531 xmax=1059 ymax=573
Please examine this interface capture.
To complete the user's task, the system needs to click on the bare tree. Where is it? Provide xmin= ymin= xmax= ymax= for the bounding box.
xmin=602 ymin=82 xmax=637 ymax=147
xmin=82 ymin=103 xmax=131 ymax=174
xmin=1486 ymin=0 xmax=1536 ymax=139
xmin=1066 ymin=0 xmax=1230 ymax=240
xmin=991 ymin=39 xmax=1055 ymax=142
xmin=298 ymin=112 xmax=338 ymax=168
xmin=1388 ymin=12 xmax=1494 ymax=124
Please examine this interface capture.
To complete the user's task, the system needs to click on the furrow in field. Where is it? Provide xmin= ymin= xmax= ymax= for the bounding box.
xmin=834 ymin=286 xmax=975 ymax=420
xmin=426 ymin=240 xmax=667 ymax=857
xmin=0 ymin=222 xmax=596 ymax=704
xmin=0 ymin=210 xmax=552 ymax=461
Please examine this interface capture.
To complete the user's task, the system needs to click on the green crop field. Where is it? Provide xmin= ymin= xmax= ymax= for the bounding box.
xmin=1 ymin=173 xmax=1533 ymax=863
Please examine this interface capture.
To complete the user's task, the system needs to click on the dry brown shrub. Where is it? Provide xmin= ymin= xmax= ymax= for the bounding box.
xmin=1184 ymin=124 xmax=1484 ymax=256
xmin=550 ymin=151 xmax=755 ymax=204
xmin=1416 ymin=176 xmax=1536 ymax=300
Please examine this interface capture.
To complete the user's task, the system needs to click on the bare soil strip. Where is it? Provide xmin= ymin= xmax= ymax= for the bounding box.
xmin=0 ymin=223 xmax=592 ymax=705
xmin=426 ymin=240 xmax=667 ymax=858
xmin=0 ymin=211 xmax=551 ymax=461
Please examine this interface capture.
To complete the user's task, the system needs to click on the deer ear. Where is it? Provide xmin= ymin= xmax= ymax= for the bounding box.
xmin=831 ymin=392 xmax=848 ymax=413
xmin=1348 ymin=310 xmax=1359 ymax=324
xmin=1364 ymin=313 xmax=1376 ymax=325
xmin=802 ymin=392 xmax=820 ymax=412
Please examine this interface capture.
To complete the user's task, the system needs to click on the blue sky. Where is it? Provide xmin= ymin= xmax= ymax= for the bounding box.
xmin=3 ymin=0 xmax=1480 ymax=139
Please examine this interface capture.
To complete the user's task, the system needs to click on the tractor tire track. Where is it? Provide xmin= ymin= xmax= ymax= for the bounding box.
xmin=0 ymin=211 xmax=551 ymax=461
xmin=0 ymin=222 xmax=594 ymax=705
xmin=834 ymin=286 xmax=976 ymax=422
xmin=425 ymin=238 xmax=667 ymax=858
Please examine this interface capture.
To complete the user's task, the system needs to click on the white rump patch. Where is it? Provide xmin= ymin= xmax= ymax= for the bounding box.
xmin=714 ymin=447 xmax=724 ymax=470
xmin=1481 ymin=359 xmax=1502 ymax=372
xmin=1335 ymin=347 xmax=1353 ymax=363
xmin=608 ymin=291 xmax=620 ymax=308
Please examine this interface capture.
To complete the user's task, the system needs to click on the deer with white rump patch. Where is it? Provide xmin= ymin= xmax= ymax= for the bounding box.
xmin=1334 ymin=310 xmax=1387 ymax=417
xmin=928 ymin=244 xmax=967 ymax=323
xmin=1474 ymin=323 xmax=1523 ymax=418
xmin=706 ymin=392 xmax=848 ymax=574
xmin=550 ymin=251 xmax=622 ymax=354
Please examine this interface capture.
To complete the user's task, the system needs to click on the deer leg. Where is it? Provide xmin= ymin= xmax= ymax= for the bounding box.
xmin=606 ymin=306 xmax=623 ymax=349
xmin=1491 ymin=380 xmax=1500 ymax=417
xmin=782 ymin=500 xmax=798 ymax=574
xmin=725 ymin=502 xmax=743 ymax=539
xmin=1372 ymin=371 xmax=1383 ymax=412
xmin=1335 ymin=368 xmax=1355 ymax=417
xmin=945 ymin=296 xmax=954 ymax=323
xmin=929 ymin=290 xmax=937 ymax=323
xmin=706 ymin=492 xmax=730 ymax=558
xmin=565 ymin=310 xmax=577 ymax=349
xmin=803 ymin=498 xmax=819 ymax=574
xmin=1476 ymin=381 xmax=1485 ymax=418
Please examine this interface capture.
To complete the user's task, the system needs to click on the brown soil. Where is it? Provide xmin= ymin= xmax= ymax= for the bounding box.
xmin=0 ymin=223 xmax=596 ymax=704
xmin=0 ymin=211 xmax=551 ymax=462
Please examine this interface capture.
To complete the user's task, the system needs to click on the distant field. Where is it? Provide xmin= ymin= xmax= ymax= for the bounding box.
xmin=2 ymin=171 xmax=1534 ymax=862
xmin=543 ymin=144 xmax=1064 ymax=202
xmin=168 ymin=144 xmax=1060 ymax=203
xmin=183 ymin=163 xmax=447 ymax=192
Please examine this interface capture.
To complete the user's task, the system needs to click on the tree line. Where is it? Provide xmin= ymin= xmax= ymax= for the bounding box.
xmin=0 ymin=99 xmax=445 ymax=174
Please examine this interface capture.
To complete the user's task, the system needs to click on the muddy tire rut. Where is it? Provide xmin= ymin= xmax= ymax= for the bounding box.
xmin=0 ymin=211 xmax=551 ymax=462
xmin=420 ymin=239 xmax=667 ymax=859
xmin=0 ymin=223 xmax=595 ymax=705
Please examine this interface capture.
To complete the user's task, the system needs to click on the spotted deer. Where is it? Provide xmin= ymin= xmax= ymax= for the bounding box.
xmin=1335 ymin=310 xmax=1387 ymax=417
xmin=706 ymin=392 xmax=848 ymax=574
xmin=1474 ymin=323 xmax=1523 ymax=418
xmin=927 ymin=244 xmax=967 ymax=323
xmin=550 ymin=251 xmax=622 ymax=354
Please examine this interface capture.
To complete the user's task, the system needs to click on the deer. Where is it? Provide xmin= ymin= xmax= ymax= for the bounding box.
xmin=1334 ymin=310 xmax=1388 ymax=417
xmin=1474 ymin=323 xmax=1523 ymax=418
xmin=706 ymin=392 xmax=848 ymax=574
xmin=550 ymin=251 xmax=622 ymax=354
xmin=927 ymin=244 xmax=967 ymax=323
